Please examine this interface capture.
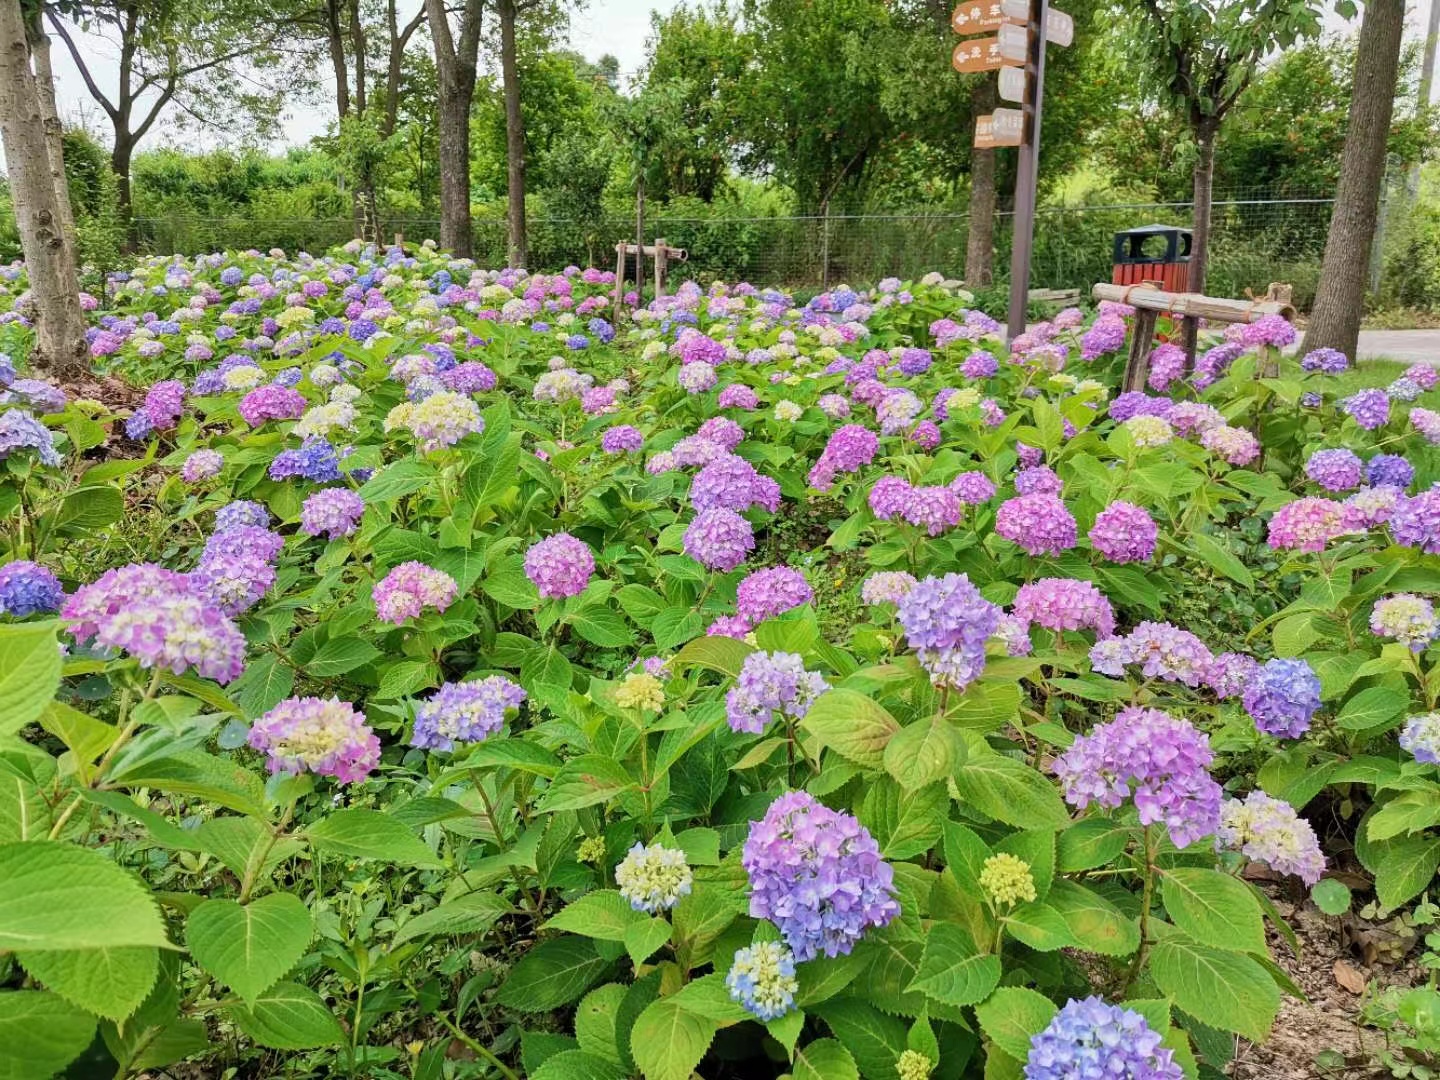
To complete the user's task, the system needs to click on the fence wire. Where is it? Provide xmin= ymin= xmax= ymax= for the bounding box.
xmin=132 ymin=195 xmax=1352 ymax=307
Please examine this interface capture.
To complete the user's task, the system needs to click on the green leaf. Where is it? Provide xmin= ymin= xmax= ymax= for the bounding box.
xmin=376 ymin=658 xmax=440 ymax=699
xmin=883 ymin=717 xmax=963 ymax=791
xmin=230 ymin=653 xmax=296 ymax=716
xmin=392 ymin=891 xmax=510 ymax=945
xmin=624 ymin=917 xmax=672 ymax=965
xmin=672 ymin=634 xmax=755 ymax=678
xmin=461 ymin=738 xmax=563 ymax=778
xmin=482 ymin=557 xmax=542 ymax=609
xmin=1370 ymin=835 xmax=1440 ymax=910
xmin=1189 ymin=533 xmax=1253 ymax=587
xmin=1336 ymin=686 xmax=1409 ymax=733
xmin=975 ymin=987 xmax=1058 ymax=1060
xmin=357 ymin=459 xmax=436 ymax=502
xmin=908 ymin=923 xmax=1001 ymax=1006
xmin=803 ymin=688 xmax=900 ymax=768
xmin=861 ymin=778 xmax=947 ymax=861
xmin=574 ymin=983 xmax=628 ymax=1066
xmin=50 ymin=484 xmax=124 ymax=531
xmin=0 ymin=990 xmax=96 ymax=1080
xmin=952 ymin=742 xmax=1069 ymax=829
xmin=538 ymin=756 xmax=636 ymax=812
xmin=570 ymin=607 xmax=635 ymax=648
xmin=304 ymin=809 xmax=443 ymax=867
xmin=530 ymin=1050 xmax=627 ymax=1080
xmin=497 ymin=938 xmax=606 ymax=1012
xmin=0 ymin=841 xmax=169 ymax=950
xmin=110 ymin=751 xmax=267 ymax=818
xmin=1056 ymin=818 xmax=1131 ymax=872
xmin=304 ymin=636 xmax=381 ymax=677
xmin=631 ymin=996 xmax=719 ymax=1080
xmin=1047 ymin=880 xmax=1139 ymax=956
xmin=544 ymin=891 xmax=645 ymax=941
xmin=1002 ymin=903 xmax=1074 ymax=952
xmin=1311 ymin=879 xmax=1352 ymax=916
xmin=0 ymin=621 xmax=62 ymax=735
xmin=1368 ymin=790 xmax=1440 ymax=842
xmin=652 ymin=607 xmax=705 ymax=652
xmin=226 ymin=982 xmax=346 ymax=1049
xmin=17 ymin=946 xmax=158 ymax=1021
xmin=793 ymin=1038 xmax=859 ymax=1080
xmin=1160 ymin=868 xmax=1267 ymax=954
xmin=812 ymin=999 xmax=907 ymax=1080
xmin=1149 ymin=938 xmax=1279 ymax=1042
xmin=186 ymin=895 xmax=312 ymax=1003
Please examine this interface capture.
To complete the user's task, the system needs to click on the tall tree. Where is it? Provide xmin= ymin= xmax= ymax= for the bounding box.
xmin=0 ymin=0 xmax=86 ymax=373
xmin=1128 ymin=0 xmax=1333 ymax=353
xmin=23 ymin=1 xmax=74 ymax=246
xmin=497 ymin=0 xmax=527 ymax=267
xmin=48 ymin=0 xmax=298 ymax=232
xmin=424 ymin=0 xmax=484 ymax=257
xmin=1302 ymin=0 xmax=1406 ymax=358
xmin=965 ymin=79 xmax=997 ymax=286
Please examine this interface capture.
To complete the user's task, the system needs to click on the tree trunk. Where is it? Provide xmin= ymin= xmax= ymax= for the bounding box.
xmin=1302 ymin=0 xmax=1405 ymax=359
xmin=634 ymin=178 xmax=645 ymax=296
xmin=25 ymin=13 xmax=74 ymax=247
xmin=111 ymin=136 xmax=134 ymax=241
xmin=498 ymin=0 xmax=527 ymax=268
xmin=1181 ymin=118 xmax=1217 ymax=360
xmin=0 ymin=0 xmax=86 ymax=374
xmin=424 ymin=0 xmax=482 ymax=258
xmin=964 ymin=80 xmax=997 ymax=287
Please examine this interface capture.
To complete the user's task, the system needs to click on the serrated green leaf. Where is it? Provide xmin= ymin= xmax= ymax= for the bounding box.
xmin=793 ymin=1038 xmax=859 ymax=1080
xmin=304 ymin=809 xmax=442 ymax=867
xmin=0 ymin=990 xmax=96 ymax=1080
xmin=1160 ymin=868 xmax=1267 ymax=954
xmin=186 ymin=895 xmax=312 ymax=1002
xmin=908 ymin=923 xmax=1001 ymax=1006
xmin=18 ymin=946 xmax=158 ymax=1021
xmin=803 ymin=688 xmax=900 ymax=768
xmin=952 ymin=742 xmax=1069 ymax=829
xmin=545 ymin=891 xmax=645 ymax=941
xmin=1149 ymin=939 xmax=1279 ymax=1042
xmin=497 ymin=938 xmax=606 ymax=1011
xmin=0 ymin=841 xmax=170 ymax=950
xmin=538 ymin=755 xmax=636 ymax=812
xmin=883 ymin=717 xmax=963 ymax=791
xmin=672 ymin=634 xmax=755 ymax=677
xmin=304 ymin=636 xmax=381 ymax=677
xmin=975 ymin=987 xmax=1058 ymax=1060
xmin=0 ymin=621 xmax=62 ymax=735
xmin=227 ymin=981 xmax=346 ymax=1049
xmin=624 ymin=917 xmax=672 ymax=965
xmin=631 ymin=996 xmax=719 ymax=1080
xmin=392 ymin=891 xmax=510 ymax=945
xmin=1336 ymin=686 xmax=1409 ymax=733
xmin=575 ymin=983 xmax=628 ymax=1066
xmin=1370 ymin=834 xmax=1440 ymax=910
xmin=1047 ymin=880 xmax=1139 ymax=956
xmin=812 ymin=998 xmax=907 ymax=1080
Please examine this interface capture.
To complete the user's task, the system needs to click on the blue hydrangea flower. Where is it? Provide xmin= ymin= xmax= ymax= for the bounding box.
xmin=725 ymin=942 xmax=798 ymax=1021
xmin=1025 ymin=997 xmax=1182 ymax=1080
xmin=1243 ymin=658 xmax=1322 ymax=739
xmin=268 ymin=438 xmax=343 ymax=483
xmin=0 ymin=560 xmax=64 ymax=616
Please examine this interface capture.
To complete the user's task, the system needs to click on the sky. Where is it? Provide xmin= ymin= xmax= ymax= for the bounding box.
xmin=47 ymin=0 xmax=681 ymax=150
xmin=45 ymin=0 xmax=1437 ymax=151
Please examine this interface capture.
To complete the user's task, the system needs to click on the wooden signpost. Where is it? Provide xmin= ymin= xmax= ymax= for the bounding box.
xmin=953 ymin=0 xmax=1072 ymax=339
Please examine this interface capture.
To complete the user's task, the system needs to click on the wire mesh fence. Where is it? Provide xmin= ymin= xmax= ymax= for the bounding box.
xmin=131 ymin=194 xmax=1349 ymax=307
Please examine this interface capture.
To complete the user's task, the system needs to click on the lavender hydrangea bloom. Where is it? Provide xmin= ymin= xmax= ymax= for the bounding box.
xmin=724 ymin=651 xmax=829 ymax=734
xmin=238 ymin=384 xmax=307 ymax=427
xmin=1025 ymin=998 xmax=1182 ymax=1080
xmin=1053 ymin=706 xmax=1221 ymax=848
xmin=248 ymin=696 xmax=379 ymax=783
xmin=412 ymin=677 xmax=526 ymax=750
xmin=181 ymin=449 xmax=224 ymax=483
xmin=215 ymin=500 xmax=271 ymax=531
xmin=1402 ymin=713 xmax=1440 ymax=764
xmin=1367 ymin=453 xmax=1414 ymax=490
xmin=901 ymin=485 xmax=962 ymax=535
xmin=1080 ymin=316 xmax=1127 ymax=360
xmin=1304 ymin=448 xmax=1364 ymax=492
xmin=269 ymin=438 xmax=343 ymax=483
xmin=1012 ymin=578 xmax=1115 ymax=637
xmin=1341 ymin=388 xmax=1390 ymax=430
xmin=524 ymin=533 xmax=596 ymax=598
xmin=741 ymin=791 xmax=899 ymax=960
xmin=896 ymin=572 xmax=1000 ymax=689
xmin=1014 ymin=465 xmax=1062 ymax=496
xmin=861 ymin=571 xmax=916 ymax=605
xmin=301 ymin=488 xmax=365 ymax=539
xmin=995 ymin=493 xmax=1078 ymax=556
xmin=735 ymin=567 xmax=812 ymax=624
xmin=1088 ymin=500 xmax=1157 ymax=563
xmin=684 ymin=508 xmax=755 ymax=572
xmin=691 ymin=454 xmax=780 ymax=514
xmin=373 ymin=562 xmax=458 ymax=624
xmin=951 ymin=470 xmax=996 ymax=505
xmin=601 ymin=425 xmax=644 ymax=453
xmin=1393 ymin=486 xmax=1440 ymax=554
xmin=1370 ymin=594 xmax=1440 ymax=652
xmin=1243 ymin=658 xmax=1322 ymax=738
xmin=0 ymin=560 xmax=64 ymax=616
xmin=1300 ymin=347 xmax=1349 ymax=374
xmin=809 ymin=424 xmax=879 ymax=491
xmin=0 ymin=409 xmax=62 ymax=466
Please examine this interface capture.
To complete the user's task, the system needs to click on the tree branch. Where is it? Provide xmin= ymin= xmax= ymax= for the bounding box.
xmin=46 ymin=13 xmax=118 ymax=119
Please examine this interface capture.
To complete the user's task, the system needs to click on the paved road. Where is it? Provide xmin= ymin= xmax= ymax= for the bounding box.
xmin=1355 ymin=330 xmax=1440 ymax=365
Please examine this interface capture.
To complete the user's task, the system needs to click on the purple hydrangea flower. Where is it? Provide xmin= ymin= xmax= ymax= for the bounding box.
xmin=1243 ymin=658 xmax=1322 ymax=739
xmin=961 ymin=350 xmax=1000 ymax=378
xmin=902 ymin=485 xmax=962 ymax=535
xmin=238 ymin=384 xmax=307 ymax=427
xmin=1367 ymin=454 xmax=1414 ymax=490
xmin=1393 ymin=486 xmax=1440 ymax=554
xmin=301 ymin=488 xmax=365 ymax=539
xmin=1267 ymin=497 xmax=1347 ymax=553
xmin=1025 ymin=997 xmax=1182 ymax=1080
xmin=373 ymin=562 xmax=458 ymax=624
xmin=1013 ymin=578 xmax=1115 ymax=637
xmin=717 ymin=384 xmax=759 ymax=410
xmin=1015 ymin=465 xmax=1062 ymax=496
xmin=996 ymin=493 xmax=1078 ymax=556
xmin=809 ymin=424 xmax=879 ymax=491
xmin=951 ymin=470 xmax=996 ymax=505
xmin=868 ymin=475 xmax=913 ymax=520
xmin=736 ymin=567 xmax=812 ymax=624
xmin=1341 ymin=388 xmax=1390 ymax=430
xmin=860 ymin=571 xmax=916 ymax=605
xmin=0 ymin=409 xmax=62 ymax=466
xmin=725 ymin=651 xmax=829 ymax=734
xmin=691 ymin=455 xmax=781 ymax=514
xmin=896 ymin=572 xmax=1001 ymax=689
xmin=1300 ymin=347 xmax=1349 ymax=374
xmin=1080 ymin=316 xmax=1127 ymax=360
xmin=1304 ymin=448 xmax=1364 ymax=492
xmin=1054 ymin=705 xmax=1221 ymax=848
xmin=524 ymin=533 xmax=595 ymax=599
xmin=215 ymin=500 xmax=271 ymax=531
xmin=248 ymin=696 xmax=379 ymax=783
xmin=1088 ymin=500 xmax=1157 ymax=563
xmin=269 ymin=438 xmax=343 ymax=483
xmin=742 ymin=791 xmax=899 ymax=960
xmin=684 ymin=508 xmax=755 ymax=572
xmin=412 ymin=677 xmax=526 ymax=750
xmin=0 ymin=560 xmax=64 ymax=616
xmin=707 ymin=614 xmax=752 ymax=639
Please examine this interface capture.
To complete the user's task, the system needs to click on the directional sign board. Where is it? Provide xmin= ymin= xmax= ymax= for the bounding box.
xmin=974 ymin=108 xmax=1024 ymax=148
xmin=952 ymin=37 xmax=1004 ymax=72
xmin=1046 ymin=8 xmax=1073 ymax=46
xmin=997 ymin=21 xmax=1029 ymax=61
xmin=951 ymin=0 xmax=1028 ymax=32
xmin=998 ymin=65 xmax=1026 ymax=103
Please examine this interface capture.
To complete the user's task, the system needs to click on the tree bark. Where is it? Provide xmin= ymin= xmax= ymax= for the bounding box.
xmin=1181 ymin=117 xmax=1217 ymax=359
xmin=111 ymin=135 xmax=134 ymax=232
xmin=0 ymin=0 xmax=86 ymax=374
xmin=24 ymin=8 xmax=74 ymax=248
xmin=1302 ymin=0 xmax=1405 ymax=359
xmin=634 ymin=177 xmax=645 ymax=295
xmin=964 ymin=79 xmax=997 ymax=287
xmin=498 ymin=0 xmax=527 ymax=268
xmin=425 ymin=0 xmax=483 ymax=258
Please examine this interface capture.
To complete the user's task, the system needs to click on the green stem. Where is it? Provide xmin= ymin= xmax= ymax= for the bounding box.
xmin=1121 ymin=826 xmax=1159 ymax=996
xmin=430 ymin=1008 xmax=521 ymax=1080
xmin=472 ymin=771 xmax=540 ymax=916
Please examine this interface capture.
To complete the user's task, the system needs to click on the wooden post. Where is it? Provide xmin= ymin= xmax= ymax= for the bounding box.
xmin=613 ymin=244 xmax=625 ymax=313
xmin=1122 ymin=309 xmax=1159 ymax=392
xmin=1006 ymin=0 xmax=1050 ymax=341
xmin=654 ymin=236 xmax=668 ymax=302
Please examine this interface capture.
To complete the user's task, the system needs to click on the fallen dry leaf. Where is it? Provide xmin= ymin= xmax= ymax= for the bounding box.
xmin=1333 ymin=959 xmax=1367 ymax=995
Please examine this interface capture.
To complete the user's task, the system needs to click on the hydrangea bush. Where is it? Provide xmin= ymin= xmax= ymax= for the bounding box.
xmin=0 ymin=246 xmax=1437 ymax=1079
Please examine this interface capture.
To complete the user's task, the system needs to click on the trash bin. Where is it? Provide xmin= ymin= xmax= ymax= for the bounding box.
xmin=1111 ymin=225 xmax=1192 ymax=291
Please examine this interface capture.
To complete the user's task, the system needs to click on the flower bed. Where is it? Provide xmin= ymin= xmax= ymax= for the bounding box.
xmin=0 ymin=247 xmax=1439 ymax=1078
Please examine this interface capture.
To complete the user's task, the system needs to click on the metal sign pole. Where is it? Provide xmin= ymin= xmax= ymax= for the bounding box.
xmin=1005 ymin=0 xmax=1049 ymax=341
